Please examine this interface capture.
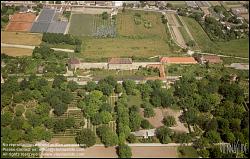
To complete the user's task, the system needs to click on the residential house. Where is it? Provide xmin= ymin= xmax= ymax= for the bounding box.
xmin=231 ymin=7 xmax=248 ymax=16
xmin=131 ymin=129 xmax=156 ymax=139
xmin=199 ymin=55 xmax=222 ymax=64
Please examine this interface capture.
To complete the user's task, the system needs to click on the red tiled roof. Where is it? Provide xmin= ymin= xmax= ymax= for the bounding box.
xmin=160 ymin=57 xmax=197 ymax=64
xmin=108 ymin=58 xmax=132 ymax=64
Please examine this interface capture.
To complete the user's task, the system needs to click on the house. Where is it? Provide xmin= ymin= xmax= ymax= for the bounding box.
xmin=68 ymin=58 xmax=81 ymax=70
xmin=160 ymin=57 xmax=197 ymax=64
xmin=131 ymin=129 xmax=156 ymax=139
xmin=231 ymin=7 xmax=248 ymax=16
xmin=108 ymin=58 xmax=133 ymax=70
xmin=199 ymin=55 xmax=222 ymax=64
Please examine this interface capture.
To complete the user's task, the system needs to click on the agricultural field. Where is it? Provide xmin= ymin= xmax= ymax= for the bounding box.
xmin=116 ymin=10 xmax=167 ymax=39
xmin=131 ymin=146 xmax=178 ymax=158
xmin=1 ymin=31 xmax=42 ymax=46
xmin=167 ymin=1 xmax=187 ymax=8
xmin=208 ymin=1 xmax=221 ymax=6
xmin=221 ymin=1 xmax=243 ymax=10
xmin=1 ymin=47 xmax=33 ymax=56
xmin=68 ymin=14 xmax=112 ymax=36
xmin=181 ymin=16 xmax=249 ymax=58
xmin=80 ymin=37 xmax=172 ymax=59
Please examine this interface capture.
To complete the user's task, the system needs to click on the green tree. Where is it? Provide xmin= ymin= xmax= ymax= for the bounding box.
xmin=65 ymin=117 xmax=75 ymax=128
xmin=123 ymin=80 xmax=136 ymax=95
xmin=101 ymin=11 xmax=109 ymax=20
xmin=115 ymin=83 xmax=123 ymax=94
xmin=52 ymin=75 xmax=66 ymax=88
xmin=67 ymin=81 xmax=78 ymax=92
xmin=156 ymin=126 xmax=172 ymax=144
xmin=141 ymin=119 xmax=152 ymax=129
xmin=205 ymin=130 xmax=221 ymax=143
xmin=100 ymin=111 xmax=113 ymax=124
xmin=222 ymin=131 xmax=235 ymax=143
xmin=96 ymin=125 xmax=118 ymax=147
xmin=1 ymin=111 xmax=13 ymax=126
xmin=53 ymin=119 xmax=66 ymax=133
xmin=143 ymin=105 xmax=155 ymax=118
xmin=162 ymin=116 xmax=176 ymax=127
xmin=117 ymin=144 xmax=132 ymax=158
xmin=75 ymin=129 xmax=96 ymax=148
xmin=127 ymin=134 xmax=137 ymax=143
xmin=15 ymin=105 xmax=25 ymax=116
xmin=11 ymin=116 xmax=24 ymax=130
xmin=85 ymin=81 xmax=97 ymax=92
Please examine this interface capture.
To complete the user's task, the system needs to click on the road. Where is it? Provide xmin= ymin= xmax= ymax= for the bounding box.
xmin=195 ymin=51 xmax=249 ymax=60
xmin=1 ymin=43 xmax=74 ymax=53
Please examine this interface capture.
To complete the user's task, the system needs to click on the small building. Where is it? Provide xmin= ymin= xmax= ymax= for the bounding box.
xmin=160 ymin=57 xmax=197 ymax=64
xmin=108 ymin=58 xmax=133 ymax=70
xmin=68 ymin=58 xmax=81 ymax=70
xmin=131 ymin=129 xmax=156 ymax=139
xmin=199 ymin=55 xmax=222 ymax=64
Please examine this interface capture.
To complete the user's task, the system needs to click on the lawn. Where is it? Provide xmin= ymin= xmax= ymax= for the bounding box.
xmin=1 ymin=31 xmax=42 ymax=46
xmin=1 ymin=47 xmax=33 ymax=56
xmin=80 ymin=37 xmax=172 ymax=59
xmin=116 ymin=10 xmax=167 ymax=39
xmin=68 ymin=14 xmax=111 ymax=36
xmin=178 ymin=146 xmax=199 ymax=158
xmin=181 ymin=16 xmax=249 ymax=58
xmin=127 ymin=94 xmax=143 ymax=108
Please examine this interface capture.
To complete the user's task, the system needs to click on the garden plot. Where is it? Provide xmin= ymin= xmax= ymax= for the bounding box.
xmin=68 ymin=13 xmax=114 ymax=36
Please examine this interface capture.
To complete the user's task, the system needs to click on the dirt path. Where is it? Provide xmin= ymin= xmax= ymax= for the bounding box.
xmin=1 ymin=43 xmax=74 ymax=53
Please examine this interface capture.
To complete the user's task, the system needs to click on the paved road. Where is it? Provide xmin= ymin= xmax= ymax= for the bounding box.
xmin=1 ymin=43 xmax=74 ymax=53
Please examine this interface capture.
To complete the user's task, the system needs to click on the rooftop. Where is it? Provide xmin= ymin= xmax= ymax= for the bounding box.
xmin=160 ymin=57 xmax=197 ymax=64
xmin=108 ymin=58 xmax=133 ymax=64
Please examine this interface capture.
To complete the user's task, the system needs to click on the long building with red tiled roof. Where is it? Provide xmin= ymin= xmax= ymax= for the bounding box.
xmin=160 ymin=57 xmax=197 ymax=64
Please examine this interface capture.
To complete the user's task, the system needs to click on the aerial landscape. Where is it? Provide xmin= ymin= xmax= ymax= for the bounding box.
xmin=1 ymin=1 xmax=249 ymax=158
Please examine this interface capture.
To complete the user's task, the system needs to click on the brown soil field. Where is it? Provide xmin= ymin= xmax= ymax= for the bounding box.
xmin=1 ymin=47 xmax=33 ymax=56
xmin=131 ymin=146 xmax=178 ymax=158
xmin=5 ymin=22 xmax=34 ymax=32
xmin=10 ymin=13 xmax=36 ymax=22
xmin=1 ymin=31 xmax=42 ymax=46
xmin=140 ymin=108 xmax=189 ymax=133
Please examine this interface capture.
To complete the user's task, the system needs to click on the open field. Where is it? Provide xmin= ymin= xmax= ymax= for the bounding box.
xmin=131 ymin=146 xmax=178 ymax=158
xmin=80 ymin=37 xmax=171 ymax=59
xmin=1 ymin=31 xmax=42 ymax=46
xmin=116 ymin=10 xmax=167 ymax=39
xmin=1 ymin=47 xmax=33 ymax=56
xmin=68 ymin=14 xmax=111 ymax=36
xmin=181 ymin=17 xmax=249 ymax=58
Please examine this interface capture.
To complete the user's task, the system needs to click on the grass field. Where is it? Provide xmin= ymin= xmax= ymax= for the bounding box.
xmin=68 ymin=14 xmax=111 ymax=36
xmin=1 ymin=47 xmax=33 ymax=56
xmin=80 ymin=37 xmax=172 ymax=59
xmin=116 ymin=10 xmax=167 ymax=39
xmin=1 ymin=31 xmax=42 ymax=46
xmin=181 ymin=17 xmax=249 ymax=58
xmin=167 ymin=1 xmax=187 ymax=8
